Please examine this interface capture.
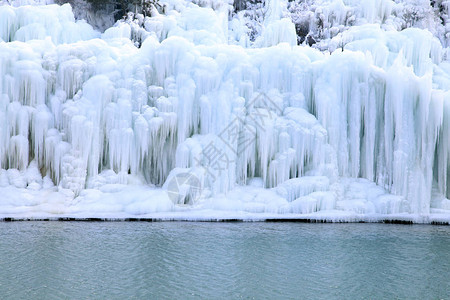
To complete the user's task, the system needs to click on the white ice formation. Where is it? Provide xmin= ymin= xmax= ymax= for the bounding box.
xmin=0 ymin=0 xmax=449 ymax=221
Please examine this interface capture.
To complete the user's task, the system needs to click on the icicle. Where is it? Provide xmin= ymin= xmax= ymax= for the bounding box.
xmin=0 ymin=6 xmax=16 ymax=42
xmin=57 ymin=59 xmax=85 ymax=100
xmin=9 ymin=135 xmax=28 ymax=170
xmin=32 ymin=105 xmax=52 ymax=166
xmin=13 ymin=60 xmax=46 ymax=107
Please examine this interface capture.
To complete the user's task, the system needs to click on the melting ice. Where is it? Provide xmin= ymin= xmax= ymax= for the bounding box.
xmin=0 ymin=0 xmax=449 ymax=221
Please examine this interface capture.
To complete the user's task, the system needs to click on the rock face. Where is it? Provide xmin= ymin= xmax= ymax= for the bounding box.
xmin=53 ymin=0 xmax=164 ymax=31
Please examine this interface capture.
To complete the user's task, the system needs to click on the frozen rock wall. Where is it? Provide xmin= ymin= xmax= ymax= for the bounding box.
xmin=0 ymin=0 xmax=449 ymax=218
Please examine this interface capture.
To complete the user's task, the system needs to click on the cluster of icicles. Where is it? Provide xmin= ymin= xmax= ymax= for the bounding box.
xmin=0 ymin=2 xmax=449 ymax=214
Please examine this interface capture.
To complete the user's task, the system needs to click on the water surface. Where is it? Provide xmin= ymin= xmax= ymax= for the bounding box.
xmin=0 ymin=222 xmax=448 ymax=299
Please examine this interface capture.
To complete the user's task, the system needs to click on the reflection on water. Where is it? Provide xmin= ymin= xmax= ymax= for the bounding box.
xmin=0 ymin=222 xmax=448 ymax=299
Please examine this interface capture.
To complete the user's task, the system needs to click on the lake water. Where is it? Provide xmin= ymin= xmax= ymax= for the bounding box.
xmin=0 ymin=222 xmax=448 ymax=299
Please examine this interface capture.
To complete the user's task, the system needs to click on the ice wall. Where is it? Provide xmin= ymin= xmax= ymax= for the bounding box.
xmin=0 ymin=0 xmax=449 ymax=217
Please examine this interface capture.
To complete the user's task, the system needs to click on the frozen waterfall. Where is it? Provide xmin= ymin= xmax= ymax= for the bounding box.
xmin=0 ymin=0 xmax=449 ymax=221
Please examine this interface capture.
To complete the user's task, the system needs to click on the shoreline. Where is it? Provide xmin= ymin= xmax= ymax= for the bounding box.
xmin=1 ymin=214 xmax=448 ymax=225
